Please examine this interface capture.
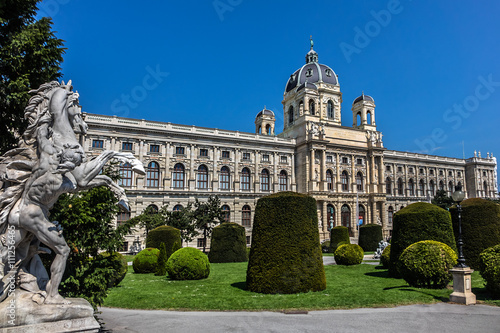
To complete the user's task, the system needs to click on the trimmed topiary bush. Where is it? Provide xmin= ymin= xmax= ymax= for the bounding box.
xmin=133 ymin=248 xmax=160 ymax=273
xmin=380 ymin=244 xmax=391 ymax=269
xmin=358 ymin=224 xmax=383 ymax=252
xmin=399 ymin=240 xmax=458 ymax=289
xmin=166 ymin=247 xmax=210 ymax=280
xmin=246 ymin=192 xmax=326 ymax=294
xmin=146 ymin=226 xmax=182 ymax=261
xmin=450 ymin=198 xmax=500 ymax=269
xmin=208 ymin=222 xmax=248 ymax=263
xmin=389 ymin=202 xmax=457 ymax=277
xmin=100 ymin=252 xmax=128 ymax=287
xmin=155 ymin=243 xmax=168 ymax=276
xmin=330 ymin=226 xmax=350 ymax=253
xmin=334 ymin=243 xmax=364 ymax=265
xmin=479 ymin=244 xmax=500 ymax=297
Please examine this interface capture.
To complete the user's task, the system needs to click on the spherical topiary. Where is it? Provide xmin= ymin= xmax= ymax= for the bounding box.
xmin=479 ymin=244 xmax=500 ymax=297
xmin=146 ymin=226 xmax=182 ymax=260
xmin=246 ymin=192 xmax=326 ymax=294
xmin=208 ymin=222 xmax=248 ymax=263
xmin=389 ymin=202 xmax=457 ymax=277
xmin=399 ymin=240 xmax=457 ymax=289
xmin=358 ymin=224 xmax=383 ymax=252
xmin=380 ymin=244 xmax=391 ymax=269
xmin=450 ymin=198 xmax=500 ymax=269
xmin=166 ymin=247 xmax=210 ymax=280
xmin=334 ymin=243 xmax=364 ymax=265
xmin=100 ymin=252 xmax=128 ymax=287
xmin=133 ymin=248 xmax=160 ymax=273
xmin=330 ymin=226 xmax=350 ymax=253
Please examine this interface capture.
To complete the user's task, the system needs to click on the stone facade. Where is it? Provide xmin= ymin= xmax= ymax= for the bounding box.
xmin=81 ymin=42 xmax=498 ymax=250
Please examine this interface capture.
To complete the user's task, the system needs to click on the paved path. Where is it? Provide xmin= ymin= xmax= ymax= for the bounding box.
xmin=98 ymin=303 xmax=500 ymax=333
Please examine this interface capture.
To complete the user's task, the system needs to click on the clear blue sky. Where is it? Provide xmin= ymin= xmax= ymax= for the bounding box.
xmin=38 ymin=1 xmax=500 ymax=170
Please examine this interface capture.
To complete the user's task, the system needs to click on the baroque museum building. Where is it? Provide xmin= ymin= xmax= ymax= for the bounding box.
xmin=82 ymin=43 xmax=498 ymax=251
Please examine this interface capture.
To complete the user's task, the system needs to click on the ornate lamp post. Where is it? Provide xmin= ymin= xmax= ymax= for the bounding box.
xmin=449 ymin=185 xmax=476 ymax=304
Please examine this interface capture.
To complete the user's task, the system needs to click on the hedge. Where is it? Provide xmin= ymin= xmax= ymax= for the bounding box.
xmin=358 ymin=224 xmax=383 ymax=252
xmin=146 ymin=225 xmax=182 ymax=261
xmin=479 ymin=244 xmax=500 ymax=297
xmin=330 ymin=226 xmax=350 ymax=253
xmin=100 ymin=252 xmax=128 ymax=287
xmin=399 ymin=240 xmax=457 ymax=289
xmin=450 ymin=198 xmax=500 ymax=269
xmin=133 ymin=248 xmax=160 ymax=273
xmin=389 ymin=202 xmax=457 ymax=277
xmin=166 ymin=247 xmax=210 ymax=280
xmin=208 ymin=222 xmax=248 ymax=263
xmin=246 ymin=192 xmax=326 ymax=294
xmin=334 ymin=244 xmax=364 ymax=265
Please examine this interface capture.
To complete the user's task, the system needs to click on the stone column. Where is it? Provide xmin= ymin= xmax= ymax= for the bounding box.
xmin=310 ymin=148 xmax=315 ymax=192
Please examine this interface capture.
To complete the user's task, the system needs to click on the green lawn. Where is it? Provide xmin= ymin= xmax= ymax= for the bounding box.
xmin=103 ymin=262 xmax=500 ymax=310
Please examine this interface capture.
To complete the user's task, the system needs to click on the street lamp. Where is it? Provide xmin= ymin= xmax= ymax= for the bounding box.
xmin=452 ymin=185 xmax=467 ymax=268
xmin=449 ymin=184 xmax=476 ymax=304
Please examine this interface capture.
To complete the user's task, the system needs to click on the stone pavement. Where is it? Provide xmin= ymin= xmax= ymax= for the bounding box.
xmin=98 ymin=303 xmax=500 ymax=333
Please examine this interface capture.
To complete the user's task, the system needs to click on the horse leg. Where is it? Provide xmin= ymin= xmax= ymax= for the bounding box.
xmin=76 ymin=175 xmax=130 ymax=211
xmin=19 ymin=204 xmax=70 ymax=304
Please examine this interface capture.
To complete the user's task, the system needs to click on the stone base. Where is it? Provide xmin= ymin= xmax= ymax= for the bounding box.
xmin=449 ymin=267 xmax=476 ymax=305
xmin=0 ymin=289 xmax=99 ymax=332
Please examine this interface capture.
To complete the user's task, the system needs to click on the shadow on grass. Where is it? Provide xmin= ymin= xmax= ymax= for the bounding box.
xmin=382 ymin=285 xmax=449 ymax=302
xmin=365 ymin=270 xmax=391 ymax=279
xmin=231 ymin=281 xmax=247 ymax=291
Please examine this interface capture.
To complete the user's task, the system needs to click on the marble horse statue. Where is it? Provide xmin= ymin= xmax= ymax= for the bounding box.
xmin=0 ymin=81 xmax=145 ymax=305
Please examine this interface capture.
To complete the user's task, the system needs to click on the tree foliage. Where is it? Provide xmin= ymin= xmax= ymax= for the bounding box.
xmin=193 ymin=195 xmax=225 ymax=253
xmin=431 ymin=190 xmax=454 ymax=210
xmin=0 ymin=0 xmax=66 ymax=153
xmin=165 ymin=203 xmax=198 ymax=243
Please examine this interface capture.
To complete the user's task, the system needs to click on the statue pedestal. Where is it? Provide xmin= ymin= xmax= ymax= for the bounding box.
xmin=449 ymin=267 xmax=476 ymax=305
xmin=0 ymin=290 xmax=99 ymax=332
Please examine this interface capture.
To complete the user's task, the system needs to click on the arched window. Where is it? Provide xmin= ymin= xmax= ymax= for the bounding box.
xmin=388 ymin=206 xmax=394 ymax=225
xmin=119 ymin=162 xmax=132 ymax=187
xmin=288 ymin=105 xmax=294 ymax=124
xmin=197 ymin=165 xmax=208 ymax=189
xmin=309 ymin=99 xmax=315 ymax=115
xmin=327 ymin=100 xmax=334 ymax=119
xmin=173 ymin=204 xmax=183 ymax=211
xmin=173 ymin=163 xmax=185 ymax=188
xmin=279 ymin=170 xmax=288 ymax=191
xmin=265 ymin=124 xmax=271 ymax=135
xmin=146 ymin=161 xmax=160 ymax=188
xmin=356 ymin=172 xmax=363 ymax=192
xmin=429 ymin=180 xmax=435 ymax=196
xmin=419 ymin=179 xmax=425 ymax=196
xmin=397 ymin=178 xmax=404 ymax=195
xmin=448 ymin=181 xmax=454 ymax=194
xmin=326 ymin=170 xmax=334 ymax=191
xmin=327 ymin=204 xmax=335 ymax=231
xmin=222 ymin=205 xmax=230 ymax=222
xmin=400 ymin=205 xmax=405 ymax=211
xmin=258 ymin=125 xmax=262 ymax=134
xmin=260 ymin=169 xmax=270 ymax=191
xmin=146 ymin=204 xmax=158 ymax=214
xmin=356 ymin=112 xmax=361 ymax=126
xmin=341 ymin=171 xmax=349 ymax=192
xmin=367 ymin=111 xmax=372 ymax=125
xmin=242 ymin=205 xmax=251 ymax=227
xmin=358 ymin=205 xmax=365 ymax=226
xmin=341 ymin=204 xmax=351 ymax=236
xmin=386 ymin=177 xmax=392 ymax=195
xmin=439 ymin=180 xmax=444 ymax=191
xmin=408 ymin=179 xmax=415 ymax=196
xmin=220 ymin=166 xmax=230 ymax=190
xmin=484 ymin=181 xmax=488 ymax=197
xmin=117 ymin=209 xmax=131 ymax=227
xmin=241 ymin=167 xmax=250 ymax=191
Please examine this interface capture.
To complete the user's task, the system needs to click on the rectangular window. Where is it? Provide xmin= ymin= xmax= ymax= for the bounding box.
xmin=92 ymin=139 xmax=104 ymax=149
xmin=199 ymin=148 xmax=208 ymax=157
xmin=439 ymin=170 xmax=444 ymax=176
xmin=398 ymin=166 xmax=403 ymax=172
xmin=326 ymin=155 xmax=333 ymax=163
xmin=242 ymin=209 xmax=251 ymax=227
xmin=342 ymin=157 xmax=348 ymax=164
xmin=409 ymin=167 xmax=414 ymax=174
xmin=150 ymin=144 xmax=160 ymax=153
xmin=117 ymin=210 xmax=131 ymax=227
xmin=176 ymin=146 xmax=185 ymax=155
xmin=197 ymin=238 xmax=206 ymax=248
xmin=242 ymin=152 xmax=250 ymax=160
xmin=430 ymin=169 xmax=434 ymax=175
xmin=262 ymin=154 xmax=270 ymax=162
xmin=280 ymin=156 xmax=287 ymax=164
xmin=419 ymin=168 xmax=424 ymax=175
xmin=356 ymin=158 xmax=363 ymax=165
xmin=121 ymin=241 xmax=129 ymax=253
xmin=246 ymin=236 xmax=251 ymax=245
xmin=122 ymin=142 xmax=133 ymax=151
xmin=222 ymin=151 xmax=230 ymax=159
xmin=386 ymin=166 xmax=391 ymax=171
